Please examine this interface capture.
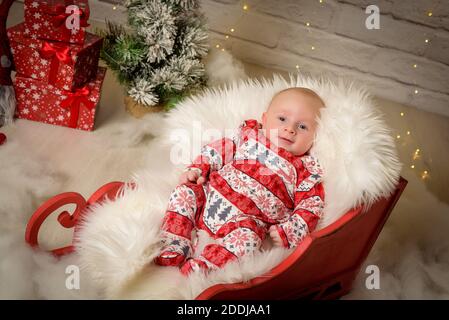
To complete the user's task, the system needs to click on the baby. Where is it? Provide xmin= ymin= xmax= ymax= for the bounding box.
xmin=155 ymin=87 xmax=325 ymax=275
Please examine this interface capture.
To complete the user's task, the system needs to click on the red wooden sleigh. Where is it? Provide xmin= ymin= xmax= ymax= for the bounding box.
xmin=25 ymin=177 xmax=407 ymax=299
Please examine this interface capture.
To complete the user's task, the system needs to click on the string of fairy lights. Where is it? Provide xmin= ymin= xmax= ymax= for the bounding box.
xmin=398 ymin=7 xmax=436 ymax=182
xmin=397 ymin=110 xmax=429 ymax=181
xmin=212 ymin=0 xmax=435 ymax=182
xmin=106 ymin=1 xmax=438 ymax=181
xmin=213 ymin=1 xmax=251 ymax=53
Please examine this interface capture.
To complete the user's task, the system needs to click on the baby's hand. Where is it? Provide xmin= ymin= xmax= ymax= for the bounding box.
xmin=269 ymin=225 xmax=284 ymax=247
xmin=179 ymin=169 xmax=207 ymax=185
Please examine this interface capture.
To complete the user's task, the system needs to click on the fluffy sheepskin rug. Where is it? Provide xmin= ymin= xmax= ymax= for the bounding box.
xmin=74 ymin=74 xmax=401 ymax=299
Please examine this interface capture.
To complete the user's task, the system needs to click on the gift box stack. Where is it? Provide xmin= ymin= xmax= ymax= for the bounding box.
xmin=7 ymin=0 xmax=106 ymax=131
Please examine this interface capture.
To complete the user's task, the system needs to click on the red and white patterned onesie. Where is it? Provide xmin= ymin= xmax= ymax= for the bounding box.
xmin=155 ymin=119 xmax=325 ymax=275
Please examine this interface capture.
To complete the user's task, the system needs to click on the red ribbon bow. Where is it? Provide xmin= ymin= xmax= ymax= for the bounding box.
xmin=60 ymin=86 xmax=95 ymax=129
xmin=40 ymin=41 xmax=73 ymax=85
xmin=51 ymin=3 xmax=90 ymax=40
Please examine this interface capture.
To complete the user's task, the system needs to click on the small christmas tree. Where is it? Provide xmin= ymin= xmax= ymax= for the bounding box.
xmin=100 ymin=0 xmax=209 ymax=112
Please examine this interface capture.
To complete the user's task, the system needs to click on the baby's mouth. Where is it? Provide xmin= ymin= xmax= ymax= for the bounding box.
xmin=279 ymin=137 xmax=293 ymax=144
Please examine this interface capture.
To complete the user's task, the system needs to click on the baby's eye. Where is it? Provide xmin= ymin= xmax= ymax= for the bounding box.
xmin=298 ymin=123 xmax=308 ymax=130
xmin=278 ymin=116 xmax=286 ymax=122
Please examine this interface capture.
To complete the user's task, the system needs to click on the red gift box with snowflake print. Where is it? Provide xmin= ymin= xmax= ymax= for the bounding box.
xmin=7 ymin=23 xmax=102 ymax=91
xmin=14 ymin=67 xmax=106 ymax=131
xmin=24 ymin=0 xmax=89 ymax=44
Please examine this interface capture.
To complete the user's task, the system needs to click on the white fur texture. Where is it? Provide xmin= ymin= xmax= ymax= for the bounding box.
xmin=204 ymin=50 xmax=247 ymax=87
xmin=75 ymin=74 xmax=401 ymax=299
xmin=2 ymin=51 xmax=447 ymax=300
xmin=0 ymin=86 xmax=16 ymax=126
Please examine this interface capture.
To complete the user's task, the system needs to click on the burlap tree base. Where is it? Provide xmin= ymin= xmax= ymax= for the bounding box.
xmin=124 ymin=96 xmax=165 ymax=118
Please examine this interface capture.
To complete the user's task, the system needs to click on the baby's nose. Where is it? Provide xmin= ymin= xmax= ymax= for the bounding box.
xmin=284 ymin=126 xmax=295 ymax=134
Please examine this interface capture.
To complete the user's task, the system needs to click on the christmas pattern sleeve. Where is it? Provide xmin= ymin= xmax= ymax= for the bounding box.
xmin=7 ymin=23 xmax=102 ymax=91
xmin=275 ymin=155 xmax=325 ymax=248
xmin=24 ymin=0 xmax=89 ymax=44
xmin=186 ymin=120 xmax=259 ymax=179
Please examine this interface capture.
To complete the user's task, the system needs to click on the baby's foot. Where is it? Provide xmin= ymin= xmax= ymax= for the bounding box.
xmin=155 ymin=236 xmax=192 ymax=266
xmin=180 ymin=258 xmax=211 ymax=276
xmin=154 ymin=250 xmax=187 ymax=266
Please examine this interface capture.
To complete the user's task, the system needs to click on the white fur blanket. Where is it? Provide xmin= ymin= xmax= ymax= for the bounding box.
xmin=74 ymin=74 xmax=401 ymax=299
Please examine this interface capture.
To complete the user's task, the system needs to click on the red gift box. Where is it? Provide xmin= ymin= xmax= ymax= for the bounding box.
xmin=8 ymin=23 xmax=102 ymax=91
xmin=24 ymin=0 xmax=89 ymax=44
xmin=14 ymin=67 xmax=106 ymax=131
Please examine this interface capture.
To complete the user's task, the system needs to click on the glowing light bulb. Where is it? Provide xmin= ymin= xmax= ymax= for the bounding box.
xmin=400 ymin=112 xmax=404 ymax=116
xmin=411 ymin=165 xmax=415 ymax=169
xmin=311 ymin=46 xmax=315 ymax=50
xmin=306 ymin=22 xmax=310 ymax=26
xmin=425 ymin=39 xmax=429 ymax=43
xmin=230 ymin=28 xmax=235 ymax=32
xmin=225 ymin=35 xmax=229 ymax=39
xmin=396 ymin=135 xmax=401 ymax=139
xmin=413 ymin=149 xmax=420 ymax=160
xmin=216 ymin=44 xmax=220 ymax=48
xmin=113 ymin=6 xmax=116 ymax=10
xmin=243 ymin=4 xmax=248 ymax=10
xmin=428 ymin=12 xmax=433 ymax=17
xmin=407 ymin=131 xmax=411 ymax=135
xmin=413 ymin=64 xmax=417 ymax=68
xmin=414 ymin=89 xmax=419 ymax=94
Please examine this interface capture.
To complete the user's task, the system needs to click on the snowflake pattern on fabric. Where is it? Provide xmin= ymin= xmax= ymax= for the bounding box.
xmin=219 ymin=164 xmax=290 ymax=221
xmin=167 ymin=185 xmax=197 ymax=219
xmin=296 ymin=195 xmax=325 ymax=218
xmin=235 ymin=138 xmax=297 ymax=201
xmin=219 ymin=227 xmax=262 ymax=258
xmin=297 ymin=155 xmax=324 ymax=192
xmin=281 ymin=214 xmax=309 ymax=246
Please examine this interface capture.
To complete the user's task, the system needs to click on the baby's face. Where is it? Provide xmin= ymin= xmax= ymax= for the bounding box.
xmin=262 ymin=89 xmax=323 ymax=156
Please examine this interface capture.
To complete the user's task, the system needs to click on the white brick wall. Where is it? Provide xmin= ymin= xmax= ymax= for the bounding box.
xmin=210 ymin=32 xmax=441 ymax=112
xmin=339 ymin=0 xmax=449 ymax=31
xmin=202 ymin=0 xmax=449 ymax=117
xmin=253 ymin=0 xmax=338 ymax=30
xmin=9 ymin=0 xmax=449 ymax=117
